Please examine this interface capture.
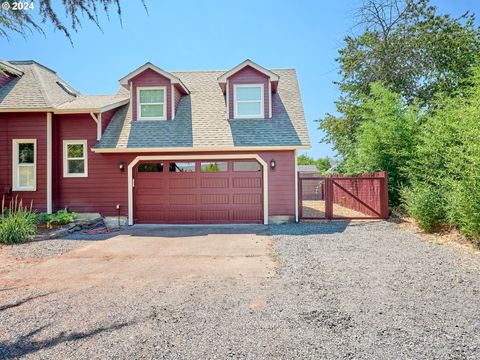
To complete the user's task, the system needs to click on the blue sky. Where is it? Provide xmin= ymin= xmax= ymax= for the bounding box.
xmin=2 ymin=0 xmax=478 ymax=158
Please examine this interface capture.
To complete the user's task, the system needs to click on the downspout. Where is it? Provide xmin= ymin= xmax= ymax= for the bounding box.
xmin=294 ymin=149 xmax=298 ymax=222
xmin=46 ymin=112 xmax=53 ymax=214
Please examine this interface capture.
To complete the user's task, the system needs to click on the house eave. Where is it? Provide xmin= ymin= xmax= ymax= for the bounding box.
xmin=217 ymin=59 xmax=280 ymax=83
xmin=91 ymin=145 xmax=310 ymax=153
xmin=118 ymin=62 xmax=190 ymax=94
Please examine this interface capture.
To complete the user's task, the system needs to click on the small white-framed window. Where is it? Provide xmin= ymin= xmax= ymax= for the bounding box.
xmin=63 ymin=140 xmax=88 ymax=178
xmin=234 ymin=84 xmax=264 ymax=118
xmin=137 ymin=86 xmax=167 ymax=120
xmin=12 ymin=139 xmax=37 ymax=191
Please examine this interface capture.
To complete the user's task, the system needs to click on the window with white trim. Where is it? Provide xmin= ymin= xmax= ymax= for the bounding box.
xmin=13 ymin=139 xmax=36 ymax=191
xmin=137 ymin=87 xmax=166 ymax=120
xmin=234 ymin=84 xmax=264 ymax=118
xmin=63 ymin=140 xmax=88 ymax=177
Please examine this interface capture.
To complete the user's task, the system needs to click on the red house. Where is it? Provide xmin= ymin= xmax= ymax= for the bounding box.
xmin=0 ymin=59 xmax=310 ymax=225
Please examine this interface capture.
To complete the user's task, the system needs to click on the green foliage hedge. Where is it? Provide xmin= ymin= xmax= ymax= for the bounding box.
xmin=403 ymin=70 xmax=480 ymax=241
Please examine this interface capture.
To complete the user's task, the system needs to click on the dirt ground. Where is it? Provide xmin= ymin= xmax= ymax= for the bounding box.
xmin=1 ymin=222 xmax=479 ymax=359
xmin=0 ymin=225 xmax=274 ymax=292
xmin=302 ymin=200 xmax=369 ymax=218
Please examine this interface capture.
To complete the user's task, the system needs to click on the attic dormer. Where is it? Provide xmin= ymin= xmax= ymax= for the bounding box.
xmin=119 ymin=62 xmax=189 ymax=121
xmin=218 ymin=59 xmax=279 ymax=120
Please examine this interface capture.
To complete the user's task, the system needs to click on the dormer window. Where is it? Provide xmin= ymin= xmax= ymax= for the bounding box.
xmin=137 ymin=87 xmax=166 ymax=120
xmin=234 ymin=84 xmax=264 ymax=118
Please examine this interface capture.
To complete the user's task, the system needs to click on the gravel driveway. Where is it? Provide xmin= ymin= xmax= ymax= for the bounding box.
xmin=1 ymin=221 xmax=479 ymax=359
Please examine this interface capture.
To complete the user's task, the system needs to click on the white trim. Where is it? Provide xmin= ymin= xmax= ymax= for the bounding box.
xmin=12 ymin=139 xmax=37 ymax=192
xmin=89 ymin=112 xmax=98 ymax=124
xmin=136 ymin=86 xmax=167 ymax=121
xmin=268 ymin=79 xmax=272 ymax=118
xmin=127 ymin=154 xmax=269 ymax=226
xmin=226 ymin=79 xmax=230 ymax=119
xmin=294 ymin=149 xmax=298 ymax=222
xmin=0 ymin=108 xmax=54 ymax=113
xmin=218 ymin=59 xmax=280 ymax=83
xmin=171 ymin=84 xmax=175 ymax=120
xmin=100 ymin=99 xmax=130 ymax=113
xmin=0 ymin=61 xmax=24 ymax=76
xmin=119 ymin=62 xmax=189 ymax=94
xmin=46 ymin=113 xmax=52 ymax=214
xmin=97 ymin=113 xmax=102 ymax=141
xmin=91 ymin=145 xmax=311 ymax=153
xmin=63 ymin=140 xmax=88 ymax=178
xmin=233 ymin=84 xmax=264 ymax=119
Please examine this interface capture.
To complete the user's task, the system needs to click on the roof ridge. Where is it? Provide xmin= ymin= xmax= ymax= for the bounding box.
xmin=171 ymin=68 xmax=295 ymax=74
xmin=30 ymin=64 xmax=52 ymax=107
xmin=9 ymin=60 xmax=57 ymax=74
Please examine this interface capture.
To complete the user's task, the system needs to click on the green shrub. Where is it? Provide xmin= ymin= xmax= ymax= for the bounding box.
xmin=402 ymin=67 xmax=480 ymax=241
xmin=342 ymin=83 xmax=420 ymax=206
xmin=402 ymin=184 xmax=445 ymax=233
xmin=38 ymin=209 xmax=77 ymax=229
xmin=0 ymin=197 xmax=37 ymax=244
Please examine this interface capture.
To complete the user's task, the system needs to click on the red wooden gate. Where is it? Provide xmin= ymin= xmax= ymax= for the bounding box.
xmin=298 ymin=172 xmax=389 ymax=220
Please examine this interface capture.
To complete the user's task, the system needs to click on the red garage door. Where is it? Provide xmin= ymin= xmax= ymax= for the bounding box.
xmin=134 ymin=160 xmax=263 ymax=224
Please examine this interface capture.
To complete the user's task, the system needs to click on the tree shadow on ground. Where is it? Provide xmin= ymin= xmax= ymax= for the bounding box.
xmin=0 ymin=292 xmax=52 ymax=312
xmin=0 ymin=319 xmax=134 ymax=359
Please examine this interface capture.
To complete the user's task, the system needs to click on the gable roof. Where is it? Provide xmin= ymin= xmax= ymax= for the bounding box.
xmin=118 ymin=62 xmax=189 ymax=94
xmin=94 ymin=68 xmax=310 ymax=151
xmin=217 ymin=59 xmax=280 ymax=83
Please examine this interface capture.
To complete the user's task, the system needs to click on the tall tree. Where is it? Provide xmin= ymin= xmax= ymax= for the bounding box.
xmin=319 ymin=0 xmax=480 ymax=158
xmin=0 ymin=0 xmax=146 ymax=44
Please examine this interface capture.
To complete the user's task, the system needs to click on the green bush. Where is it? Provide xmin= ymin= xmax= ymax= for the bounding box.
xmin=38 ymin=209 xmax=77 ymax=229
xmin=342 ymin=83 xmax=420 ymax=206
xmin=403 ymin=67 xmax=480 ymax=241
xmin=0 ymin=197 xmax=37 ymax=244
xmin=402 ymin=184 xmax=445 ymax=233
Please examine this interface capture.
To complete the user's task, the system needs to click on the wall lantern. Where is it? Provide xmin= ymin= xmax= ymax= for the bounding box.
xmin=270 ymin=159 xmax=276 ymax=170
xmin=119 ymin=161 xmax=125 ymax=172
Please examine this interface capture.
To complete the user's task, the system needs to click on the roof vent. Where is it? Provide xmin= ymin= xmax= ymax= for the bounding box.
xmin=57 ymin=81 xmax=78 ymax=96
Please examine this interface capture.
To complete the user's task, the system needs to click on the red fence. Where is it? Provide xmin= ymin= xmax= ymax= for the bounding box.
xmin=298 ymin=172 xmax=389 ymax=220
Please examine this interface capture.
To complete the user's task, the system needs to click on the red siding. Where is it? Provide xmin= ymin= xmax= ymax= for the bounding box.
xmin=0 ymin=113 xmax=47 ymax=211
xmin=129 ymin=68 xmax=172 ymax=121
xmin=1 ymin=112 xmax=295 ymax=221
xmin=0 ymin=72 xmax=13 ymax=87
xmin=101 ymin=108 xmax=117 ymax=134
xmin=54 ymin=114 xmax=129 ymax=216
xmin=174 ymin=86 xmax=182 ymax=117
xmin=227 ymin=66 xmax=270 ymax=119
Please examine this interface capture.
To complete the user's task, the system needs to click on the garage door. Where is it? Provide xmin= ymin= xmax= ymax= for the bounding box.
xmin=134 ymin=159 xmax=263 ymax=224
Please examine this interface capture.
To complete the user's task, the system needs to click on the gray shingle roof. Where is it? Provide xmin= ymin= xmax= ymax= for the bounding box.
xmin=0 ymin=61 xmax=78 ymax=109
xmin=95 ymin=69 xmax=310 ymax=149
xmin=0 ymin=60 xmax=128 ymax=111
xmin=298 ymin=165 xmax=318 ymax=173
xmin=56 ymin=95 xmax=128 ymax=110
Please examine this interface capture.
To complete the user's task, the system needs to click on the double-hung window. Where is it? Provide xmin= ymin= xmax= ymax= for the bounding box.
xmin=63 ymin=140 xmax=88 ymax=177
xmin=13 ymin=139 xmax=36 ymax=191
xmin=234 ymin=84 xmax=264 ymax=118
xmin=137 ymin=87 xmax=166 ymax=120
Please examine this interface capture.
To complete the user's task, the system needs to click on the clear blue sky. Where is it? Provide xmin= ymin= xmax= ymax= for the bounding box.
xmin=2 ymin=0 xmax=478 ymax=158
